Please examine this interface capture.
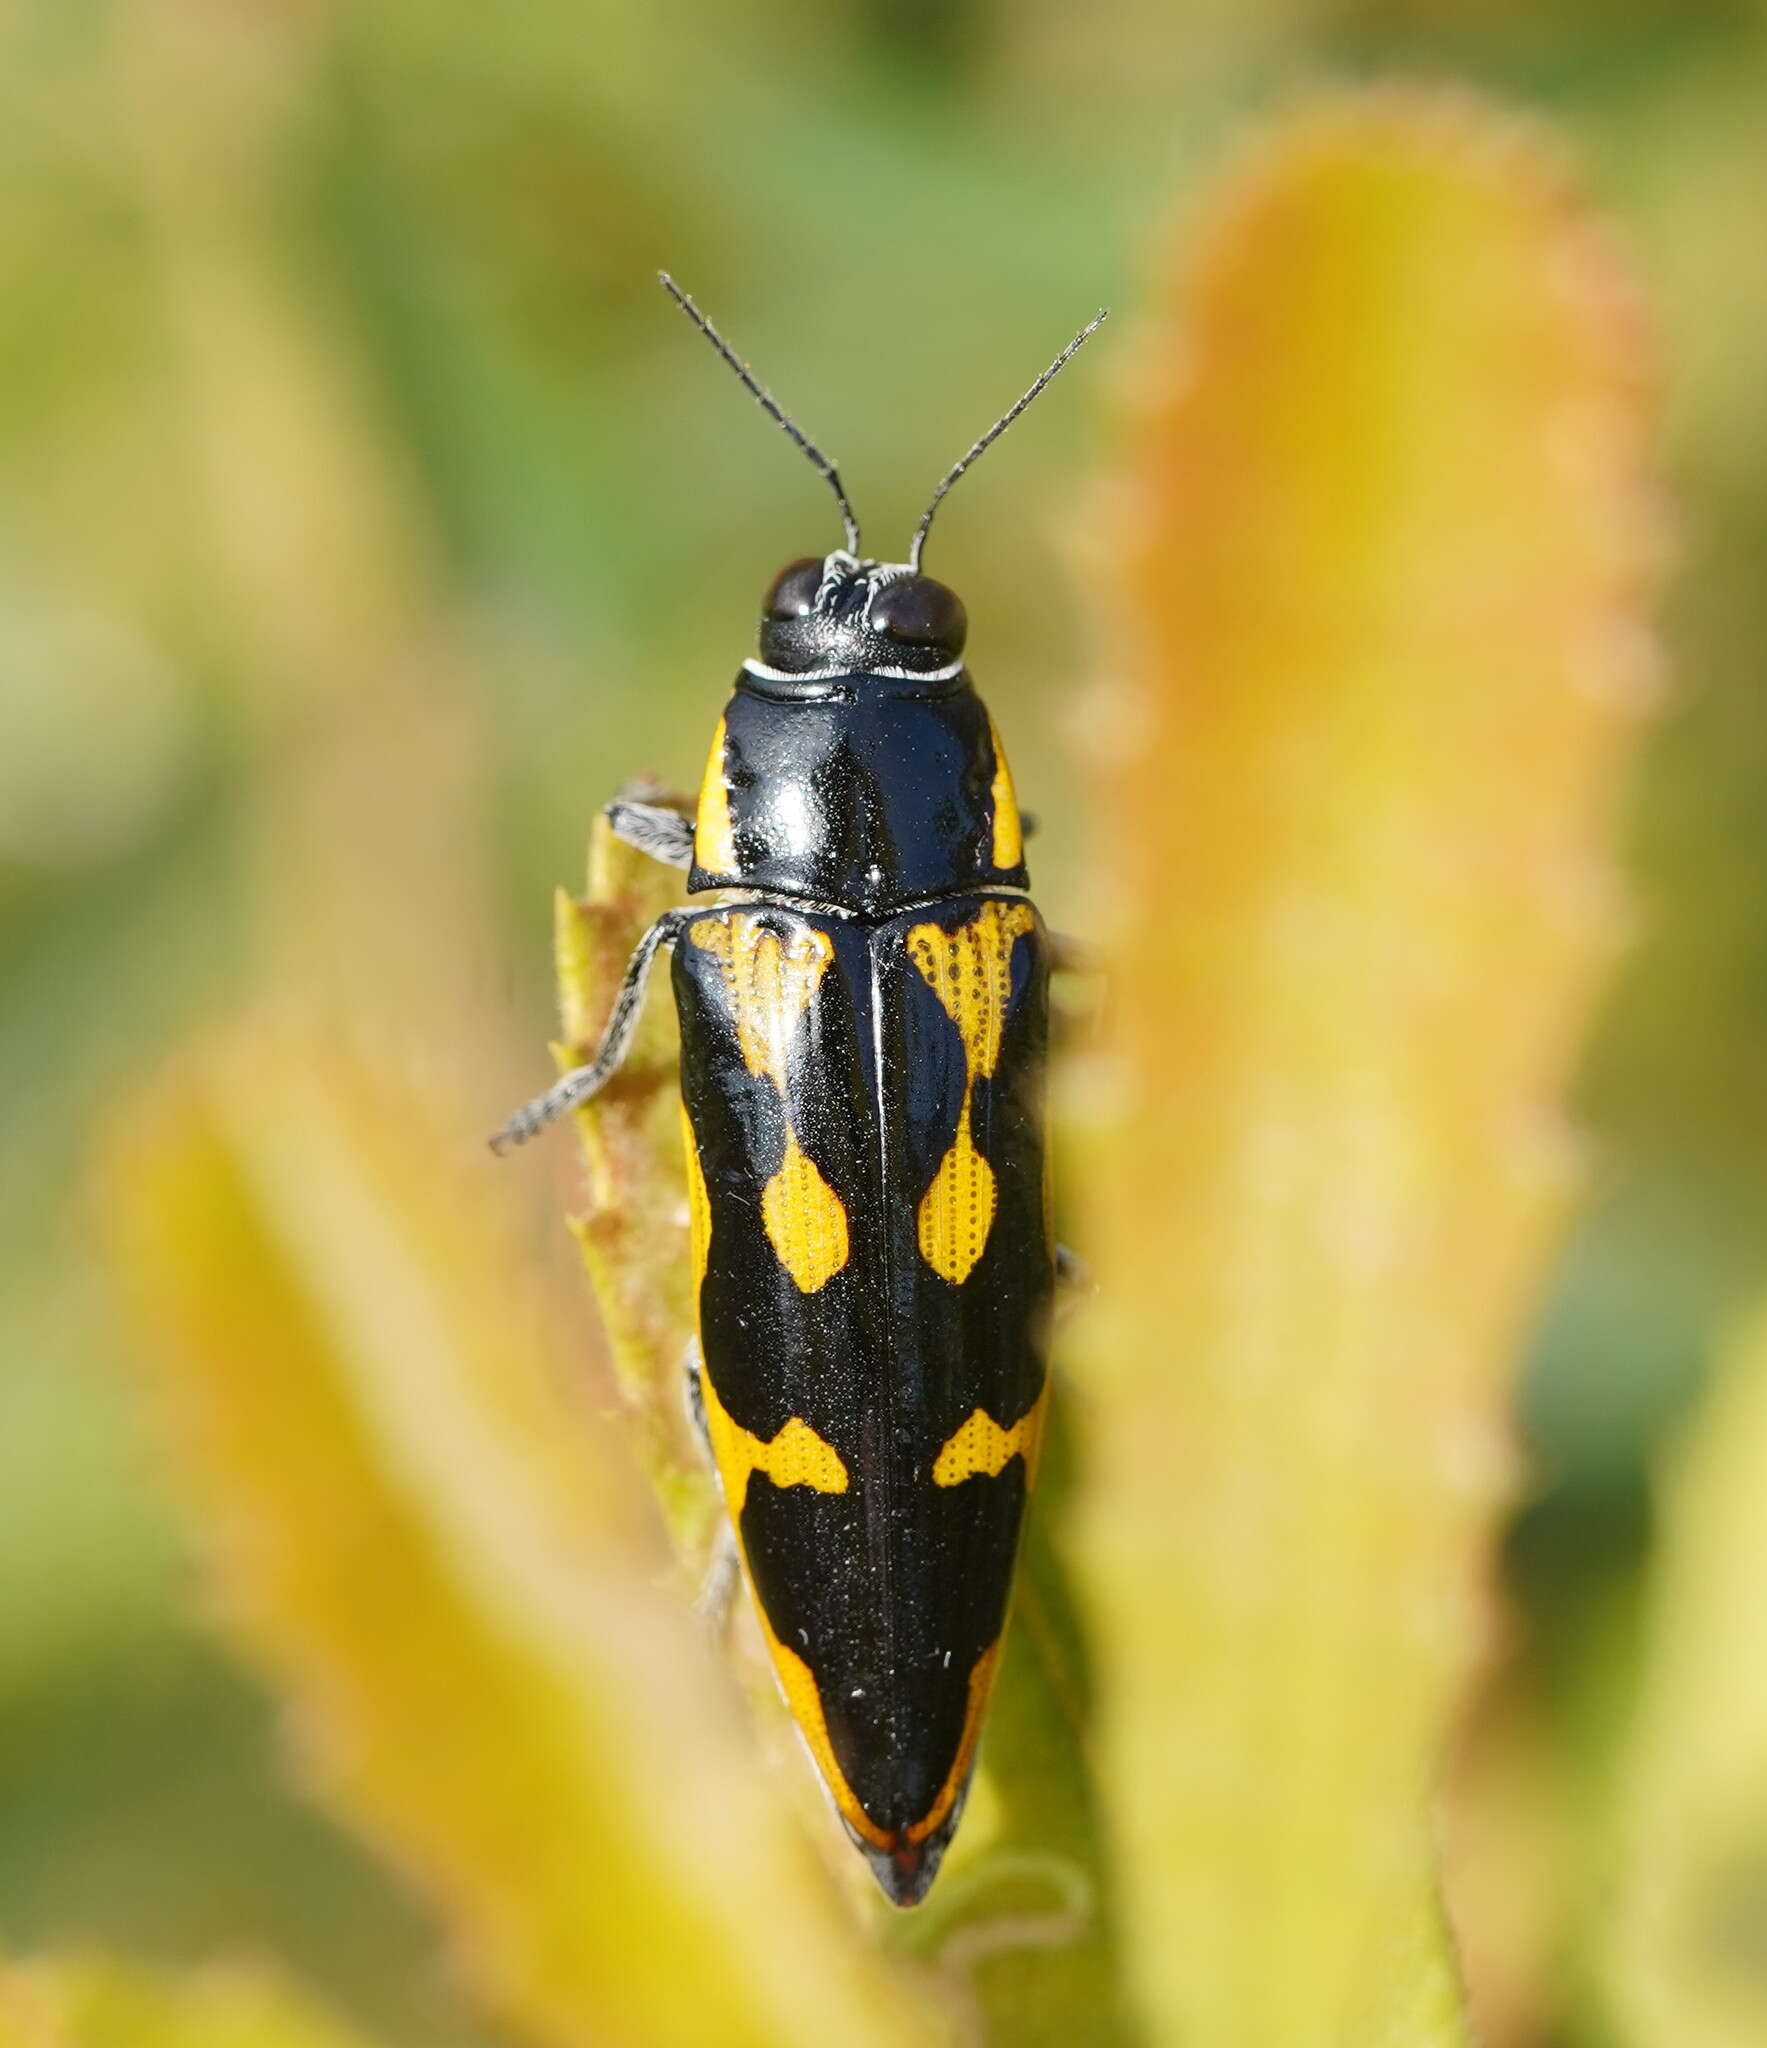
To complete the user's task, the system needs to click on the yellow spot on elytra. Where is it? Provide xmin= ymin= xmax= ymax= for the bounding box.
xmin=694 ymin=1369 xmax=878 ymax=1847
xmin=932 ymin=1389 xmax=1049 ymax=1487
xmin=907 ymin=901 xmax=1035 ymax=1284
xmin=699 ymin=1369 xmax=847 ymax=1518
xmin=694 ymin=716 xmax=738 ymax=874
xmin=691 ymin=913 xmax=848 ymax=1293
xmin=987 ymin=714 xmax=1023 ymax=870
xmin=712 ymin=1407 xmax=1004 ymax=1854
xmin=689 ymin=914 xmax=832 ymax=1083
xmin=684 ymin=906 xmax=998 ymax=1857
xmin=762 ymin=1132 xmax=850 ymax=1293
xmin=680 ymin=1103 xmax=712 ymax=1293
xmin=907 ymin=900 xmax=1036 ymax=1079
xmin=907 ymin=1641 xmax=1003 ymax=1845
xmin=918 ymin=1085 xmax=996 ymax=1285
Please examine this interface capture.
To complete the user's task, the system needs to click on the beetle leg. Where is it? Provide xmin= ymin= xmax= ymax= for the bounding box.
xmin=680 ymin=1340 xmax=741 ymax=1627
xmin=695 ymin=1522 xmax=741 ymax=1631
xmin=488 ymin=908 xmax=691 ymax=1153
xmin=1047 ymin=931 xmax=1096 ymax=976
xmin=606 ymin=796 xmax=695 ymax=869
xmin=682 ymin=1338 xmax=712 ymax=1459
xmin=1055 ymin=1245 xmax=1092 ymax=1325
xmin=1055 ymin=1246 xmax=1092 ymax=1326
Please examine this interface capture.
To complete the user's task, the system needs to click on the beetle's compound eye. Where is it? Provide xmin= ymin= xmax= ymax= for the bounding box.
xmin=867 ymin=575 xmax=968 ymax=658
xmin=764 ymin=558 xmax=825 ymax=622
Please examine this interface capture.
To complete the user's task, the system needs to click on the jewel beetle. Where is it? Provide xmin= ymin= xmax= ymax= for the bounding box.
xmin=494 ymin=275 xmax=1104 ymax=1906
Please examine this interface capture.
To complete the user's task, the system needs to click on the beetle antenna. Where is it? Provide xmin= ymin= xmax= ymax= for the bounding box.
xmin=660 ymin=273 xmax=862 ymax=557
xmin=908 ymin=309 xmax=1108 ymax=572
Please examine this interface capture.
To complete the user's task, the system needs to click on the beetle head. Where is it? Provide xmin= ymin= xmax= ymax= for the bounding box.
xmin=758 ymin=553 xmax=968 ymax=676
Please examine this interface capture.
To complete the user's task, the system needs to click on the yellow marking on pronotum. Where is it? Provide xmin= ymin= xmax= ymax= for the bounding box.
xmin=986 ymin=713 xmax=1023 ymax=871
xmin=907 ymin=901 xmax=1036 ymax=1284
xmin=694 ymin=717 xmax=738 ymax=874
xmin=699 ymin=1369 xmax=848 ymax=1518
xmin=761 ymin=1131 xmax=849 ymax=1294
xmin=906 ymin=1641 xmax=1002 ymax=1846
xmin=680 ymin=1103 xmax=712 ymax=1293
xmin=691 ymin=913 xmax=850 ymax=1293
xmin=931 ymin=1389 xmax=1049 ymax=1487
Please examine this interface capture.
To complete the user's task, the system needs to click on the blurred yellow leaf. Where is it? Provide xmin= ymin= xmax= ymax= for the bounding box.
xmin=0 ymin=1965 xmax=62 ymax=2048
xmin=105 ymin=1034 xmax=933 ymax=2048
xmin=1 ymin=1958 xmax=377 ymax=2048
xmin=1074 ymin=90 xmax=1662 ymax=2046
xmin=1605 ymin=1306 xmax=1767 ymax=2046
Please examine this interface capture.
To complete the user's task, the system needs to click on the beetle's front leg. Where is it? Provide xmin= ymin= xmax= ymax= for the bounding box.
xmin=488 ymin=907 xmax=692 ymax=1153
xmin=1055 ymin=1244 xmax=1091 ymax=1295
xmin=606 ymin=797 xmax=695 ymax=869
xmin=682 ymin=1338 xmax=712 ymax=1460
xmin=682 ymin=1339 xmax=741 ymax=1629
xmin=604 ymin=776 xmax=696 ymax=870
xmin=695 ymin=1524 xmax=740 ymax=1630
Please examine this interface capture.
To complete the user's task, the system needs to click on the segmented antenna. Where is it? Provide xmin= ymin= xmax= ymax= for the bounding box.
xmin=660 ymin=273 xmax=862 ymax=557
xmin=909 ymin=309 xmax=1108 ymax=572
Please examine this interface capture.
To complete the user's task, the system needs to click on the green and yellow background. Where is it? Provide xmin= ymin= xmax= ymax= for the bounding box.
xmin=2 ymin=3 xmax=1765 ymax=2044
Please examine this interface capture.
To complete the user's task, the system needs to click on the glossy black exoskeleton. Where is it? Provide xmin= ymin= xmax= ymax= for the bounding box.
xmin=494 ymin=277 xmax=1103 ymax=1905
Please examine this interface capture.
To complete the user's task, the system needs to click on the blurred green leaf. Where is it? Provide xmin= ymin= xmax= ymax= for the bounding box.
xmin=1604 ymin=1303 xmax=1767 ymax=2046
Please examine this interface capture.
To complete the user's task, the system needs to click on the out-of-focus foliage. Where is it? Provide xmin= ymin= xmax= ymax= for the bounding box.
xmin=2 ymin=0 xmax=1763 ymax=2044
xmin=1074 ymin=95 xmax=1659 ymax=2047
xmin=103 ymin=1036 xmax=932 ymax=2048
xmin=1605 ymin=1305 xmax=1767 ymax=2048
xmin=0 ymin=1959 xmax=381 ymax=2048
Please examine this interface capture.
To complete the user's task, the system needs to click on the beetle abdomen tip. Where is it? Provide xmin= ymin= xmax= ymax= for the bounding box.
xmin=858 ymin=1830 xmax=947 ymax=1909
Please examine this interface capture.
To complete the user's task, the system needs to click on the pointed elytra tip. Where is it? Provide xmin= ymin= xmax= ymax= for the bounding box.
xmin=861 ymin=1834 xmax=946 ymax=1909
xmin=852 ymin=1788 xmax=968 ymax=1907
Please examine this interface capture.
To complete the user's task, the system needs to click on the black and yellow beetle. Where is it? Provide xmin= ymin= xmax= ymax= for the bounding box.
xmin=495 ymin=277 xmax=1103 ymax=1906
